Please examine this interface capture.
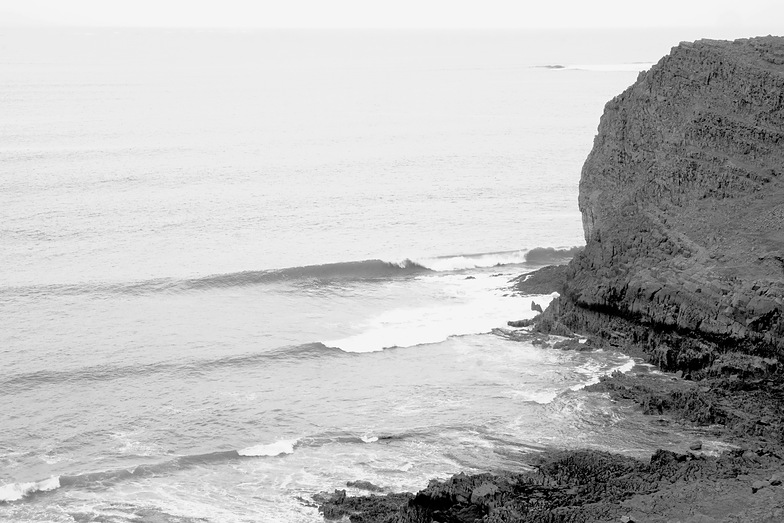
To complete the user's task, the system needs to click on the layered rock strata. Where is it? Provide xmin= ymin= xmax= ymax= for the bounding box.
xmin=540 ymin=36 xmax=784 ymax=378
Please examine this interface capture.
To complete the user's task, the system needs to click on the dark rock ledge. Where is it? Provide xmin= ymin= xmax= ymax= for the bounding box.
xmin=316 ymin=36 xmax=784 ymax=522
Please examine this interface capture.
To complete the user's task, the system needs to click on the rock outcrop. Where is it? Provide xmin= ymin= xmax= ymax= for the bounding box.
xmin=317 ymin=448 xmax=784 ymax=522
xmin=540 ymin=36 xmax=784 ymax=378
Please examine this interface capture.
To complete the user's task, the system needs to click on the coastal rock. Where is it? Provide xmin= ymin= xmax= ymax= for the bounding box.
xmin=539 ymin=36 xmax=784 ymax=379
xmin=347 ymin=480 xmax=386 ymax=492
xmin=507 ymin=318 xmax=537 ymax=328
xmin=511 ymin=264 xmax=570 ymax=295
xmin=531 ymin=301 xmax=543 ymax=313
xmin=316 ymin=449 xmax=784 ymax=522
xmin=314 ymin=488 xmax=413 ymax=521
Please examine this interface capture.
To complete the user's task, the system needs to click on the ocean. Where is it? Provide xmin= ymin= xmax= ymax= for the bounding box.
xmin=1 ymin=28 xmax=725 ymax=522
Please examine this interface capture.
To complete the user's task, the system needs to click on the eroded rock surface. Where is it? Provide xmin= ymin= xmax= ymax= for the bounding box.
xmin=317 ymin=449 xmax=784 ymax=522
xmin=540 ymin=36 xmax=784 ymax=378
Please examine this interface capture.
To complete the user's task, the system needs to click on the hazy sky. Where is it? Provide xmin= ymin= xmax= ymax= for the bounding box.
xmin=1 ymin=0 xmax=783 ymax=30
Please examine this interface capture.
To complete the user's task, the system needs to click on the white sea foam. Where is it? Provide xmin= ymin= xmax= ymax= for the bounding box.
xmin=361 ymin=435 xmax=379 ymax=443
xmin=405 ymin=251 xmax=528 ymax=272
xmin=570 ymin=356 xmax=636 ymax=391
xmin=698 ymin=440 xmax=740 ymax=457
xmin=512 ymin=388 xmax=560 ymax=404
xmin=327 ymin=294 xmax=548 ymax=353
xmin=0 ymin=476 xmax=60 ymax=502
xmin=326 ymin=273 xmax=557 ymax=353
xmin=238 ymin=439 xmax=298 ymax=457
xmin=615 ymin=358 xmax=636 ymax=374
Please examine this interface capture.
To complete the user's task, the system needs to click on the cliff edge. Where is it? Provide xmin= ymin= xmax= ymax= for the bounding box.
xmin=542 ymin=36 xmax=784 ymax=378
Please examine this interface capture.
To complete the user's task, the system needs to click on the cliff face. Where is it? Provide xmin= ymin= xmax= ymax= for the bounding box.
xmin=543 ymin=36 xmax=784 ymax=376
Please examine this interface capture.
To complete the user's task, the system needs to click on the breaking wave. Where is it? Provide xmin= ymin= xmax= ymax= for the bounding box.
xmin=185 ymin=259 xmax=430 ymax=289
xmin=3 ymin=260 xmax=431 ymax=297
xmin=0 ymin=432 xmax=398 ymax=504
xmin=3 ymin=247 xmax=581 ymax=297
xmin=0 ymin=477 xmax=60 ymax=503
xmin=326 ymin=292 xmax=557 ymax=353
xmin=402 ymin=247 xmax=580 ymax=272
xmin=238 ymin=439 xmax=298 ymax=457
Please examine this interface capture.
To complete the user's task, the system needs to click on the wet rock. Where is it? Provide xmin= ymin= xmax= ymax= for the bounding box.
xmin=347 ymin=480 xmax=385 ymax=492
xmin=551 ymin=338 xmax=593 ymax=351
xmin=690 ymin=441 xmax=703 ymax=451
xmin=743 ymin=450 xmax=760 ymax=463
xmin=314 ymin=488 xmax=413 ymax=521
xmin=531 ymin=301 xmax=543 ymax=313
xmin=507 ymin=318 xmax=536 ymax=328
xmin=315 ymin=448 xmax=784 ymax=522
xmin=511 ymin=264 xmax=570 ymax=295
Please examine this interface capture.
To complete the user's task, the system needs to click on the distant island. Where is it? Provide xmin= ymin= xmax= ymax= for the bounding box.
xmin=317 ymin=36 xmax=784 ymax=522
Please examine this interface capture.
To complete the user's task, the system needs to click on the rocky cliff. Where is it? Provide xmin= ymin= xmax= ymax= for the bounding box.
xmin=541 ymin=36 xmax=784 ymax=378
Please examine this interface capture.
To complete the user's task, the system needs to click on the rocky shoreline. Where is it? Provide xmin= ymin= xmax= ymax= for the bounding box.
xmin=316 ymin=36 xmax=784 ymax=522
xmin=315 ymin=302 xmax=784 ymax=522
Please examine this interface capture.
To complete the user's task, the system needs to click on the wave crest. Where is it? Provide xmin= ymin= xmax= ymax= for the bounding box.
xmin=0 ymin=476 xmax=60 ymax=503
xmin=3 ymin=247 xmax=581 ymax=297
xmin=0 ymin=433 xmax=383 ymax=503
xmin=238 ymin=439 xmax=298 ymax=457
xmin=402 ymin=247 xmax=581 ymax=272
xmin=186 ymin=260 xmax=430 ymax=290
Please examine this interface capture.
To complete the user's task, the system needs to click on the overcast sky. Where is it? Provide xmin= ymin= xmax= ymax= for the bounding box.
xmin=0 ymin=0 xmax=783 ymax=30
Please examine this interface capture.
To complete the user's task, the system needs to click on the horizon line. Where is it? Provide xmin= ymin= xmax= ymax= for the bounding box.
xmin=0 ymin=24 xmax=777 ymax=32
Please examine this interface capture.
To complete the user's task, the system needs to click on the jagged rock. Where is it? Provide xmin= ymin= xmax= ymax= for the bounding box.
xmin=531 ymin=301 xmax=543 ymax=313
xmin=347 ymin=480 xmax=386 ymax=492
xmin=511 ymin=264 xmax=570 ymax=295
xmin=507 ymin=318 xmax=537 ymax=328
xmin=315 ymin=448 xmax=784 ymax=522
xmin=314 ymin=488 xmax=413 ymax=521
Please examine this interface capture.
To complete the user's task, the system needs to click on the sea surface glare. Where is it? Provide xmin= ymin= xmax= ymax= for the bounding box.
xmin=1 ymin=28 xmax=713 ymax=522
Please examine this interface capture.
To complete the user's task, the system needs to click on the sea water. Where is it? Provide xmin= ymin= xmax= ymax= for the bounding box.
xmin=1 ymin=28 xmax=718 ymax=522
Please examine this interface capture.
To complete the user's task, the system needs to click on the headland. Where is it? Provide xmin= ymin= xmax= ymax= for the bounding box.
xmin=317 ymin=36 xmax=784 ymax=522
